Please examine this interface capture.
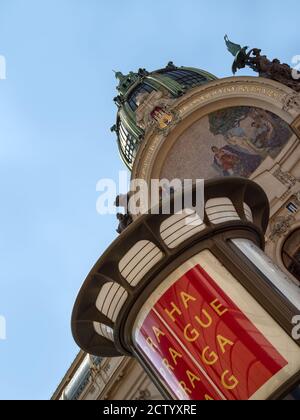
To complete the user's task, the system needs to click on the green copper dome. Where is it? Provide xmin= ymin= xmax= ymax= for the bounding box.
xmin=111 ymin=62 xmax=217 ymax=170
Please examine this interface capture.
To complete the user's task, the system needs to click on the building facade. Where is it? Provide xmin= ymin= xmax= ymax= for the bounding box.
xmin=53 ymin=43 xmax=300 ymax=400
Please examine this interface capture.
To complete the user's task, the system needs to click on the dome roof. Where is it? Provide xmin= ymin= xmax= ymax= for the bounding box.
xmin=111 ymin=62 xmax=217 ymax=170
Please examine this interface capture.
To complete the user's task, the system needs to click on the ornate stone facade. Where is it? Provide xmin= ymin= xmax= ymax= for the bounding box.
xmin=52 ymin=352 xmax=162 ymax=401
xmin=273 ymin=168 xmax=297 ymax=188
xmin=269 ymin=215 xmax=296 ymax=241
xmin=282 ymin=93 xmax=300 ymax=113
xmin=135 ymin=91 xmax=178 ymax=131
xmin=53 ymin=74 xmax=300 ymax=401
xmin=132 ymin=77 xmax=299 ymax=183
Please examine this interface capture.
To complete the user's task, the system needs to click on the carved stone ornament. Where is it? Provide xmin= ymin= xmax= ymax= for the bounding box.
xmin=269 ymin=215 xmax=296 ymax=241
xmin=273 ymin=168 xmax=297 ymax=188
xmin=282 ymin=92 xmax=300 ymax=113
xmin=135 ymin=91 xmax=178 ymax=131
xmin=135 ymin=389 xmax=151 ymax=400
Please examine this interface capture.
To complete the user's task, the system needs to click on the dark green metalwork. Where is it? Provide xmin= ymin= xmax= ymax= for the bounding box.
xmin=112 ymin=62 xmax=217 ymax=170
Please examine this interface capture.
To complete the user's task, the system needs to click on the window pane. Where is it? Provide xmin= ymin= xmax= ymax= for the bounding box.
xmin=128 ymin=83 xmax=155 ymax=111
xmin=159 ymin=69 xmax=207 ymax=88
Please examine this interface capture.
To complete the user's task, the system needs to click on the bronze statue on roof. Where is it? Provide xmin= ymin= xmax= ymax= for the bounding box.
xmin=225 ymin=35 xmax=300 ymax=92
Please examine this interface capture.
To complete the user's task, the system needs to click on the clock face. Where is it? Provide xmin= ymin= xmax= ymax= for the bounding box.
xmin=133 ymin=250 xmax=300 ymax=400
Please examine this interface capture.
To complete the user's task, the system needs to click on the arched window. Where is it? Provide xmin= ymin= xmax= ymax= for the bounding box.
xmin=128 ymin=83 xmax=156 ymax=111
xmin=118 ymin=122 xmax=138 ymax=166
xmin=282 ymin=229 xmax=300 ymax=283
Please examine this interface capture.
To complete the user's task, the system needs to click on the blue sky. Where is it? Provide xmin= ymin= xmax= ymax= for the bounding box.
xmin=0 ymin=0 xmax=299 ymax=400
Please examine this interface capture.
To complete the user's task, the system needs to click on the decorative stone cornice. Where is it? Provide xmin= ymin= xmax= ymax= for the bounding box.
xmin=178 ymin=78 xmax=288 ymax=117
xmin=273 ymin=168 xmax=297 ymax=188
xmin=269 ymin=215 xmax=296 ymax=241
xmin=282 ymin=93 xmax=300 ymax=114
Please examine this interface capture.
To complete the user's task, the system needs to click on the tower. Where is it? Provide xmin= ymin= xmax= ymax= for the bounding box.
xmin=54 ymin=38 xmax=300 ymax=401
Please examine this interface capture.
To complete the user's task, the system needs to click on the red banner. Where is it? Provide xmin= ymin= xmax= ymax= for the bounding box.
xmin=135 ymin=264 xmax=288 ymax=400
